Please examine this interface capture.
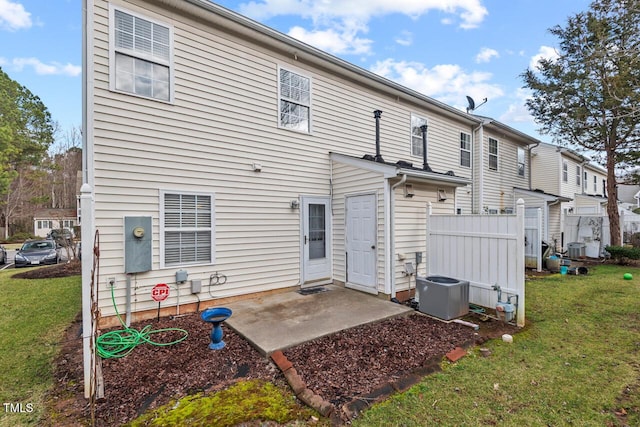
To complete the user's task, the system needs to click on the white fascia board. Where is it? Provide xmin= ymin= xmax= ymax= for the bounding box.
xmin=399 ymin=169 xmax=470 ymax=187
xmin=330 ymin=153 xmax=471 ymax=186
xmin=514 ymin=188 xmax=571 ymax=203
xmin=329 ymin=152 xmax=395 ymax=177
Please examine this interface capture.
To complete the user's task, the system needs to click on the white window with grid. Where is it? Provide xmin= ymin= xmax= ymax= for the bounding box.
xmin=460 ymin=132 xmax=471 ymax=167
xmin=488 ymin=138 xmax=498 ymax=171
xmin=161 ymin=191 xmax=215 ymax=267
xmin=410 ymin=114 xmax=428 ymax=157
xmin=110 ymin=6 xmax=173 ymax=102
xmin=562 ymin=161 xmax=568 ymax=182
xmin=278 ymin=67 xmax=311 ymax=133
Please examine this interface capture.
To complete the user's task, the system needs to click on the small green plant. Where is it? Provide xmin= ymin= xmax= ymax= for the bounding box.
xmin=605 ymin=245 xmax=640 ymax=263
xmin=4 ymin=232 xmax=37 ymax=243
xmin=127 ymin=379 xmax=323 ymax=427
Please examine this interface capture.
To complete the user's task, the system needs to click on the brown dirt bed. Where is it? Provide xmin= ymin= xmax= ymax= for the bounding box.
xmin=36 ymin=263 xmax=519 ymax=426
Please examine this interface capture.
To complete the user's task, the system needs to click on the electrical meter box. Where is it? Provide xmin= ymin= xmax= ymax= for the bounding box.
xmin=124 ymin=216 xmax=152 ymax=274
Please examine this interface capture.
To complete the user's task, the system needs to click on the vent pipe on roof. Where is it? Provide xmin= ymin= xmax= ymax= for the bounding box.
xmin=420 ymin=124 xmax=432 ymax=172
xmin=374 ymin=110 xmax=384 ymax=163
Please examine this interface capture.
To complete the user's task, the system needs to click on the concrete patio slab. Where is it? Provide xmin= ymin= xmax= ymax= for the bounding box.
xmin=225 ymin=285 xmax=413 ymax=355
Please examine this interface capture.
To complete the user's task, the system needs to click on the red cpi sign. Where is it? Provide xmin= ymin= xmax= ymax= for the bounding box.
xmin=151 ymin=283 xmax=170 ymax=302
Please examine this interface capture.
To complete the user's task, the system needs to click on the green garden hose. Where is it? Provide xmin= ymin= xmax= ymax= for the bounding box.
xmin=96 ymin=285 xmax=188 ymax=359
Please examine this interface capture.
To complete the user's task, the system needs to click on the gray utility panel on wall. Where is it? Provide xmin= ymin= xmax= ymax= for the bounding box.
xmin=124 ymin=216 xmax=152 ymax=274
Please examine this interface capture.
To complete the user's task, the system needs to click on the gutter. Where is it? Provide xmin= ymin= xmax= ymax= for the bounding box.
xmin=472 ymin=120 xmax=489 ymax=213
xmin=528 ymin=141 xmax=540 ymax=190
xmin=389 ymin=174 xmax=408 ymax=298
xmin=81 ymin=0 xmax=95 ymax=400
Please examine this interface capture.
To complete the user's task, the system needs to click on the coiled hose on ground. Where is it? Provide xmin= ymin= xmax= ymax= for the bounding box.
xmin=96 ymin=285 xmax=188 ymax=359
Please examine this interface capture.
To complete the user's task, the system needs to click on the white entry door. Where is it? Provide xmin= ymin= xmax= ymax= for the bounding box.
xmin=301 ymin=196 xmax=332 ymax=286
xmin=345 ymin=194 xmax=377 ymax=293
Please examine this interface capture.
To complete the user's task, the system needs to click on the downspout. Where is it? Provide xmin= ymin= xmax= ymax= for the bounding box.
xmin=389 ymin=174 xmax=407 ymax=299
xmin=527 ymin=142 xmax=540 ymax=190
xmin=472 ymin=122 xmax=485 ymax=213
xmin=81 ymin=0 xmax=95 ymax=400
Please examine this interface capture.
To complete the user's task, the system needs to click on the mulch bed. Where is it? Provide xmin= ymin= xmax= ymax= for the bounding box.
xmin=36 ymin=262 xmax=520 ymax=426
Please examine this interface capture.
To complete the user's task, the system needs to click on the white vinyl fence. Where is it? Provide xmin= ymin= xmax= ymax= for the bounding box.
xmin=426 ymin=199 xmax=526 ymax=326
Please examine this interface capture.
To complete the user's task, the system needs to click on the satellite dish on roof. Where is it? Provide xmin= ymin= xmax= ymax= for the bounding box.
xmin=466 ymin=96 xmax=488 ymax=113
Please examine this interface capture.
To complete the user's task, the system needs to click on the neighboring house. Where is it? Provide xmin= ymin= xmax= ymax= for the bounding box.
xmin=82 ymin=0 xmax=540 ymax=325
xmin=617 ymin=183 xmax=640 ymax=209
xmin=469 ymin=116 xmax=539 ymax=215
xmin=530 ymin=142 xmax=609 ymax=249
xmin=33 ymin=209 xmax=77 ymax=238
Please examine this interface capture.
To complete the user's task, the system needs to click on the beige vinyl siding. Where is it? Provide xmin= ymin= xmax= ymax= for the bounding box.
xmin=481 ymin=132 xmax=530 ymax=213
xmin=92 ymin=0 xmax=476 ymax=316
xmin=531 ymin=144 xmax=560 ymax=194
xmin=584 ymin=165 xmax=607 ymax=197
xmin=548 ymin=203 xmax=562 ymax=248
xmin=330 ymin=161 xmax=386 ymax=290
xmin=560 ymin=155 xmax=583 ymax=200
xmin=393 ymin=182 xmax=456 ymax=291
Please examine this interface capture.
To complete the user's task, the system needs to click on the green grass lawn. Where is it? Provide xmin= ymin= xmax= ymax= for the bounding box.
xmin=0 ymin=268 xmax=81 ymax=427
xmin=355 ymin=264 xmax=640 ymax=426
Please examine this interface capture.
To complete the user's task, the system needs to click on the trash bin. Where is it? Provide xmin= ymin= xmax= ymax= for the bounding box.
xmin=546 ymin=255 xmax=560 ymax=272
xmin=416 ymin=276 xmax=469 ymax=320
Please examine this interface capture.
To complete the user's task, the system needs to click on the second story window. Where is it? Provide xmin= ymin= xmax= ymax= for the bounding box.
xmin=488 ymin=138 xmax=498 ymax=171
xmin=279 ymin=67 xmax=311 ymax=133
xmin=410 ymin=114 xmax=428 ymax=157
xmin=460 ymin=132 xmax=471 ymax=167
xmin=517 ymin=147 xmax=525 ymax=176
xmin=593 ymin=175 xmax=597 ymax=193
xmin=562 ymin=161 xmax=568 ymax=182
xmin=111 ymin=7 xmax=172 ymax=102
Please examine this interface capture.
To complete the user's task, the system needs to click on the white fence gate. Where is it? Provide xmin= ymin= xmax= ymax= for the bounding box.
xmin=525 ymin=208 xmax=542 ymax=272
xmin=426 ymin=199 xmax=526 ymax=327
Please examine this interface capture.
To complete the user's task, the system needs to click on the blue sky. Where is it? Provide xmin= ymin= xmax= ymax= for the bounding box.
xmin=0 ymin=0 xmax=593 ymax=144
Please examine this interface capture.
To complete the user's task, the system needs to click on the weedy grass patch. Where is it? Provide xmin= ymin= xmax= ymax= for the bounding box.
xmin=127 ymin=379 xmax=325 ymax=427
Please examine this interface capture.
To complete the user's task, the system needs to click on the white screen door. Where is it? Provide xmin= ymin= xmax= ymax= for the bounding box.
xmin=302 ymin=196 xmax=331 ymax=286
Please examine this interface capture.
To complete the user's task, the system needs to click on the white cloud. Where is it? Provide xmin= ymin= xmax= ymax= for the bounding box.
xmin=370 ymin=58 xmax=503 ymax=107
xmin=240 ymin=0 xmax=488 ymax=28
xmin=395 ymin=30 xmax=413 ymax=47
xmin=239 ymin=0 xmax=487 ymax=54
xmin=8 ymin=57 xmax=81 ymax=76
xmin=0 ymin=0 xmax=31 ymax=31
xmin=499 ymin=88 xmax=535 ymax=124
xmin=529 ymin=45 xmax=559 ymax=70
xmin=475 ymin=47 xmax=499 ymax=63
xmin=288 ymin=21 xmax=372 ymax=55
